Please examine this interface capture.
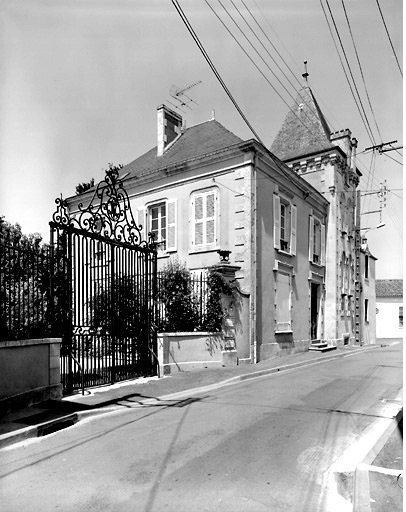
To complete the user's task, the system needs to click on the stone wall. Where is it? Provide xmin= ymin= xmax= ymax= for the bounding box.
xmin=0 ymin=338 xmax=62 ymax=415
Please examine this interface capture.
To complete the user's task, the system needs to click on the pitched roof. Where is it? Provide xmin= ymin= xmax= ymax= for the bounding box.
xmin=376 ymin=279 xmax=403 ymax=298
xmin=270 ymin=86 xmax=334 ymax=161
xmin=123 ymin=119 xmax=243 ymax=179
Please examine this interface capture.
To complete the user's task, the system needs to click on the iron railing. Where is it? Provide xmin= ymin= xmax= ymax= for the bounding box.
xmin=0 ymin=235 xmax=51 ymax=341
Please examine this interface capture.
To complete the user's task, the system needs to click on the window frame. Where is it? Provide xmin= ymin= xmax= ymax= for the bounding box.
xmin=275 ymin=271 xmax=292 ymax=332
xmin=190 ymin=188 xmax=219 ymax=252
xmin=138 ymin=198 xmax=177 ymax=254
xmin=274 ymin=194 xmax=296 ymax=256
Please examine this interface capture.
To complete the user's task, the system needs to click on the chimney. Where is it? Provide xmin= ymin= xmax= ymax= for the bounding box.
xmin=157 ymin=105 xmax=182 ymax=156
xmin=350 ymin=137 xmax=358 ymax=172
xmin=330 ymin=128 xmax=352 ymax=161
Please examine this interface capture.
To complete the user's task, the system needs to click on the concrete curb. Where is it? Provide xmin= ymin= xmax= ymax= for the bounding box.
xmin=352 ymin=408 xmax=403 ymax=512
xmin=0 ymin=344 xmax=382 ymax=450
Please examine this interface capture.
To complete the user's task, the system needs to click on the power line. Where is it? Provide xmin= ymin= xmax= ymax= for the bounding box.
xmin=171 ymin=0 xmax=263 ymax=144
xmin=207 ymin=0 xmax=333 ymax=149
xmin=322 ymin=0 xmax=376 ymax=145
xmin=341 ymin=0 xmax=383 ymax=142
xmin=375 ymin=0 xmax=403 ymax=77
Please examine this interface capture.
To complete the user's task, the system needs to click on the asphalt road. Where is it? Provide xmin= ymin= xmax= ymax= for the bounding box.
xmin=0 ymin=343 xmax=402 ymax=512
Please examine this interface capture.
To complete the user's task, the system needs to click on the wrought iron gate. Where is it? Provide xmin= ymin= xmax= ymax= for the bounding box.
xmin=49 ymin=167 xmax=158 ymax=393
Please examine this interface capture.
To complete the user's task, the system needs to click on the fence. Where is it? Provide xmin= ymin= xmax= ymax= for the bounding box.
xmin=0 ymin=235 xmax=52 ymax=342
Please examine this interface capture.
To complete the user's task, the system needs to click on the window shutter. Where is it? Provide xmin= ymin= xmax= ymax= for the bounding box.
xmin=166 ymin=199 xmax=177 ymax=252
xmin=290 ymin=204 xmax=297 ymax=256
xmin=309 ymin=215 xmax=314 ymax=262
xmin=205 ymin=191 xmax=216 ymax=245
xmin=194 ymin=195 xmax=204 ymax=246
xmin=320 ymin=223 xmax=326 ymax=266
xmin=273 ymin=194 xmax=280 ymax=250
xmin=136 ymin=208 xmax=145 ymax=243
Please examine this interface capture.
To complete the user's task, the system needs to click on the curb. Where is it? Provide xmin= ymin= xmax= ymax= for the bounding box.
xmin=352 ymin=408 xmax=403 ymax=512
xmin=0 ymin=345 xmax=382 ymax=450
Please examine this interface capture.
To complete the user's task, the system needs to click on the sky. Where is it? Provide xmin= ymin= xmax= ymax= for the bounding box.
xmin=0 ymin=0 xmax=403 ymax=278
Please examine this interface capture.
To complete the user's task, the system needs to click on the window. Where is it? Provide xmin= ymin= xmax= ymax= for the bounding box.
xmin=364 ymin=299 xmax=369 ymax=322
xmin=191 ymin=189 xmax=218 ymax=250
xmin=273 ymin=194 xmax=296 ymax=255
xmin=309 ymin=216 xmax=325 ymax=265
xmin=276 ymin=272 xmax=292 ymax=331
xmin=150 ymin=202 xmax=167 ymax=251
xmin=365 ymin=255 xmax=369 ymax=279
xmin=137 ymin=200 xmax=177 ymax=252
xmin=399 ymin=306 xmax=403 ymax=328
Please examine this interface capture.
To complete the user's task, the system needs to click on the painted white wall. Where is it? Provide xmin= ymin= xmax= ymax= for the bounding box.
xmin=376 ymin=297 xmax=403 ymax=339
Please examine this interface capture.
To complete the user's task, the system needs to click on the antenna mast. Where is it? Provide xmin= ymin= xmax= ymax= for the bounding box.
xmin=168 ymin=80 xmax=202 ymax=111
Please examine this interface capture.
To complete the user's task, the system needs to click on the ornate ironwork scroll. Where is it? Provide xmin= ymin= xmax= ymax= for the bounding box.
xmin=51 ymin=165 xmax=155 ymax=249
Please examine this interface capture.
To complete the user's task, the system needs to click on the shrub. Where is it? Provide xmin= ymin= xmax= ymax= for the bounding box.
xmin=157 ymin=259 xmax=199 ymax=332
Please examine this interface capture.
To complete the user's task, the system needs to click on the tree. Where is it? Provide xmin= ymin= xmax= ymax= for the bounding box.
xmin=157 ymin=259 xmax=199 ymax=332
xmin=0 ymin=217 xmax=50 ymax=341
xmin=75 ymin=178 xmax=95 ymax=195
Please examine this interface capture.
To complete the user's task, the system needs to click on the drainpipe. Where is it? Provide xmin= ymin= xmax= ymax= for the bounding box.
xmin=251 ymin=151 xmax=258 ymax=363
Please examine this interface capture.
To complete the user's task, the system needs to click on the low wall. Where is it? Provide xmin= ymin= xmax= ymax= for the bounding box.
xmin=157 ymin=332 xmax=231 ymax=375
xmin=0 ymin=338 xmax=62 ymax=415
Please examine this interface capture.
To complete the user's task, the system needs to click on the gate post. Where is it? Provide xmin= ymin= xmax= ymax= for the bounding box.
xmin=211 ymin=251 xmax=240 ymax=366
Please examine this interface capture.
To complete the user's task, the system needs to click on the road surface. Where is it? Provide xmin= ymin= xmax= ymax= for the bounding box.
xmin=0 ymin=343 xmax=402 ymax=511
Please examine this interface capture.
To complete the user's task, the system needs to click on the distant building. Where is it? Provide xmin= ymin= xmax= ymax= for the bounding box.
xmin=375 ymin=279 xmax=403 ymax=341
xmin=360 ymin=239 xmax=377 ymax=344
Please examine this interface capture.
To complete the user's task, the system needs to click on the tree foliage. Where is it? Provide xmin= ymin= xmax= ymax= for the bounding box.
xmin=75 ymin=178 xmax=95 ymax=195
xmin=157 ymin=259 xmax=199 ymax=332
xmin=0 ymin=217 xmax=50 ymax=341
xmin=203 ymin=270 xmax=235 ymax=332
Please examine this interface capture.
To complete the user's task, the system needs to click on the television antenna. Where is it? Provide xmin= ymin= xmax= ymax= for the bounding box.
xmin=168 ymin=80 xmax=202 ymax=112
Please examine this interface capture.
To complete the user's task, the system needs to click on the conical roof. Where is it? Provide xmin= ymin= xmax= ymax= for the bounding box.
xmin=270 ymin=86 xmax=334 ymax=161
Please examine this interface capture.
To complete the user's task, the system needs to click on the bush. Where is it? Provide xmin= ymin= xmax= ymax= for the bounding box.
xmin=157 ymin=259 xmax=199 ymax=332
xmin=203 ymin=270 xmax=235 ymax=332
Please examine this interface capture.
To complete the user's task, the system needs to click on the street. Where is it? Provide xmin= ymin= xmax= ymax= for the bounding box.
xmin=0 ymin=343 xmax=402 ymax=512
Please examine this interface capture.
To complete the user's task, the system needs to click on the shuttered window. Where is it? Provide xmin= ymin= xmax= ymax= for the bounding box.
xmin=141 ymin=199 xmax=177 ymax=253
xmin=276 ymin=272 xmax=292 ymax=331
xmin=274 ymin=194 xmax=296 ymax=255
xmin=191 ymin=189 xmax=218 ymax=249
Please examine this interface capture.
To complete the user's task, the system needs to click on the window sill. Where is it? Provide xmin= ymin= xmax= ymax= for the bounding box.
xmin=189 ymin=246 xmax=220 ymax=255
xmin=276 ymin=249 xmax=293 ymax=257
xmin=275 ymin=330 xmax=293 ymax=334
xmin=310 ymin=261 xmax=324 ymax=268
xmin=157 ymin=252 xmax=171 ymax=260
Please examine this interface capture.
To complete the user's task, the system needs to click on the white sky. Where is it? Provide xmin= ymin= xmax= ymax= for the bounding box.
xmin=0 ymin=0 xmax=403 ymax=278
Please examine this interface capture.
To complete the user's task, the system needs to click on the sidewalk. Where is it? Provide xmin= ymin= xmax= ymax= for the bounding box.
xmin=0 ymin=344 xmax=383 ymax=450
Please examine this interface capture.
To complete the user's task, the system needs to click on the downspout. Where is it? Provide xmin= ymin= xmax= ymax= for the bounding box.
xmin=251 ymin=151 xmax=258 ymax=363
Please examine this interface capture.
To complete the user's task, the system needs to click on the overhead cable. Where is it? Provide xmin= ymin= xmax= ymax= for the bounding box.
xmin=207 ymin=0 xmax=328 ymax=147
xmin=341 ymin=0 xmax=383 ymax=142
xmin=375 ymin=0 xmax=403 ymax=77
xmin=171 ymin=0 xmax=264 ymax=144
xmin=322 ymin=0 xmax=376 ymax=145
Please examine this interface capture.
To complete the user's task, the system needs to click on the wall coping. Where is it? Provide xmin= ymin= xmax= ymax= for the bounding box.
xmin=0 ymin=338 xmax=62 ymax=349
xmin=158 ymin=332 xmax=220 ymax=338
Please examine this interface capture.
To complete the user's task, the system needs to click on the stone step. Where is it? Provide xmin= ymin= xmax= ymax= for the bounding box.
xmin=309 ymin=344 xmax=337 ymax=353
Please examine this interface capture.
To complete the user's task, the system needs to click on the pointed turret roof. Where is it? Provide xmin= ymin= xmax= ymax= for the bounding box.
xmin=270 ymin=85 xmax=334 ymax=161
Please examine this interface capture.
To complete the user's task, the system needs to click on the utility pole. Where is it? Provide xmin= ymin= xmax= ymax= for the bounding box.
xmin=365 ymin=140 xmax=402 ymax=154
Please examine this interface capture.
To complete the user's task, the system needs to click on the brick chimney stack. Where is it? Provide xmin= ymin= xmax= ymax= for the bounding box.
xmin=157 ymin=105 xmax=182 ymax=156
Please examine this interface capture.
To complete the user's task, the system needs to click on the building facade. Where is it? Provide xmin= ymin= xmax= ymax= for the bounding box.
xmin=270 ymin=77 xmax=371 ymax=348
xmin=67 ymin=104 xmax=329 ymax=363
xmin=375 ymin=279 xmax=403 ymax=341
